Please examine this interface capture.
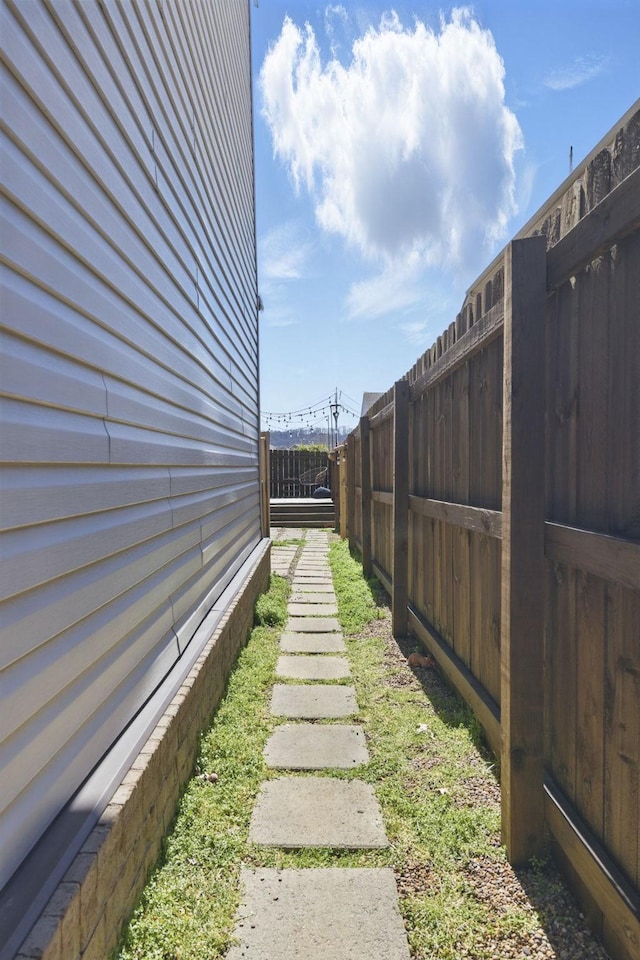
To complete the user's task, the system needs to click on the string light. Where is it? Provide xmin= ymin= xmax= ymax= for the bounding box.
xmin=262 ymin=391 xmax=359 ymax=430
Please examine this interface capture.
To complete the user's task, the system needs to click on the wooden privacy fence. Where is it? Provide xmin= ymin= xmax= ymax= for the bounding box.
xmin=334 ymin=104 xmax=640 ymax=960
xmin=269 ymin=448 xmax=329 ymax=498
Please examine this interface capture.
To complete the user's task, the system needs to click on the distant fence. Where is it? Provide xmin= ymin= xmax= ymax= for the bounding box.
xmin=269 ymin=448 xmax=329 ymax=498
xmin=334 ymin=103 xmax=640 ymax=960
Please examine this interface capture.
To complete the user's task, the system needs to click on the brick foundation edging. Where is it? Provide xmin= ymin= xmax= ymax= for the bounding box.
xmin=16 ymin=541 xmax=271 ymax=960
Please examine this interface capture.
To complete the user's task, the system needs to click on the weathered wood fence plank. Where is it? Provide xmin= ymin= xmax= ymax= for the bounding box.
xmin=360 ymin=415 xmax=372 ymax=578
xmin=500 ymin=235 xmax=547 ymax=864
xmin=337 ymin=104 xmax=640 ymax=960
xmin=392 ymin=380 xmax=409 ymax=638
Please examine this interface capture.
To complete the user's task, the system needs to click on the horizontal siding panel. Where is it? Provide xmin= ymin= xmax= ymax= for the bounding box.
xmin=114 ymin=0 xmax=257 ymax=323
xmin=104 ymin=376 xmax=254 ymax=450
xmin=0 ymin=525 xmax=202 ymax=670
xmin=200 ymin=490 xmax=259 ymax=544
xmin=0 ymin=170 xmax=244 ymax=386
xmin=0 ymin=209 xmax=233 ymax=398
xmin=0 ymin=465 xmax=172 ymax=530
xmin=0 ymin=499 xmax=174 ymax=602
xmin=1 ymin=268 xmax=247 ymax=424
xmin=105 ymin=421 xmax=256 ymax=467
xmin=1 ymin=611 xmax=178 ymax=814
xmin=0 ymin=398 xmax=109 ymax=464
xmin=172 ymin=1 xmax=255 ymax=256
xmin=170 ymin=480 xmax=256 ymax=529
xmin=0 ymin=606 xmax=178 ymax=885
xmin=1 ymin=191 xmax=250 ymax=406
xmin=0 ymin=596 xmax=177 ymax=773
xmin=21 ymin=0 xmax=260 ymax=364
xmin=0 ymin=330 xmax=107 ymax=417
xmin=0 ymin=0 xmax=260 ymax=894
xmin=201 ymin=510 xmax=260 ymax=570
xmin=174 ymin=518 xmax=261 ymax=649
xmin=169 ymin=464 xmax=256 ymax=497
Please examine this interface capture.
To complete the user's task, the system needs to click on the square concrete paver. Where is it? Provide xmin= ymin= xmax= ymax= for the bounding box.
xmin=292 ymin=572 xmax=333 ymax=581
xmin=291 ymin=581 xmax=334 ymax=590
xmin=287 ymin=616 xmax=341 ymax=633
xmin=290 ymin=590 xmax=336 ymax=602
xmin=271 ymin=684 xmax=357 ymax=718
xmin=249 ymin=777 xmax=388 ymax=848
xmin=271 ymin=527 xmax=305 ymax=540
xmin=290 ymin=582 xmax=335 ymax=594
xmin=264 ymin=724 xmax=368 ymax=769
xmin=276 ymin=654 xmax=350 ymax=680
xmin=227 ymin=868 xmax=410 ymax=960
xmin=270 ymin=550 xmax=296 ymax=576
xmin=287 ymin=602 xmax=338 ymax=617
xmin=280 ymin=632 xmax=346 ymax=653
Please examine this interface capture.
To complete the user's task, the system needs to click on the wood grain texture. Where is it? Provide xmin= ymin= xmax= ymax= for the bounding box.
xmin=409 ymin=496 xmax=502 ymax=538
xmin=360 ymin=416 xmax=372 ymax=578
xmin=500 ymin=236 xmax=547 ymax=864
xmin=392 ymin=381 xmax=409 ymax=638
xmin=338 ymin=107 xmax=640 ymax=954
xmin=545 ymin=777 xmax=640 ymax=960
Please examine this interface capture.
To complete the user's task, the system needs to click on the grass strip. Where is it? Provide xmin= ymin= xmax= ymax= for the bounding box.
xmin=116 ymin=541 xmax=605 ymax=960
xmin=113 ymin=574 xmax=288 ymax=960
xmin=327 ymin=538 xmax=603 ymax=960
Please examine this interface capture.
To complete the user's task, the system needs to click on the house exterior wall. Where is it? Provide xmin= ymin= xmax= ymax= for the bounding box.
xmin=0 ymin=0 xmax=260 ymax=897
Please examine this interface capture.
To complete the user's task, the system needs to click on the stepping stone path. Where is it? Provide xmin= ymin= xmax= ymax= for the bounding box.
xmin=228 ymin=530 xmax=411 ymax=959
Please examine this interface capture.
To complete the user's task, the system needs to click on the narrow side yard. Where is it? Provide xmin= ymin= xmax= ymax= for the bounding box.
xmin=114 ymin=533 xmax=610 ymax=960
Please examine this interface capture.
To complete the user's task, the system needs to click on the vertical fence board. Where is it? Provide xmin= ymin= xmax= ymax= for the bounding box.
xmin=604 ymin=583 xmax=640 ymax=888
xmin=360 ymin=416 xmax=372 ymax=577
xmin=452 ymin=364 xmax=471 ymax=667
xmin=500 ymin=235 xmax=547 ymax=864
xmin=393 ymin=380 xmax=409 ymax=637
xmin=346 ymin=434 xmax=356 ymax=549
xmin=337 ymin=119 xmax=640 ymax=958
xmin=259 ymin=432 xmax=270 ymax=538
xmin=546 ymin=559 xmax=578 ymax=803
xmin=577 ymin=258 xmax=610 ymax=532
xmin=575 ymin=571 xmax=606 ymax=839
xmin=442 ymin=377 xmax=454 ymax=644
xmin=339 ymin=445 xmax=347 ymax=537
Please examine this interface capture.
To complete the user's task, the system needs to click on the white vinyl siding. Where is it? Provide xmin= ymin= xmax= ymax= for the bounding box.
xmin=0 ymin=0 xmax=260 ymax=889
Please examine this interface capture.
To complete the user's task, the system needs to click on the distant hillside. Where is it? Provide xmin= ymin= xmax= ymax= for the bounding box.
xmin=265 ymin=427 xmax=350 ymax=449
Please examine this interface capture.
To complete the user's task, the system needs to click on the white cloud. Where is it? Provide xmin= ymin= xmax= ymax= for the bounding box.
xmin=260 ymin=8 xmax=522 ymax=273
xmin=259 ymin=220 xmax=313 ymax=280
xmin=346 ymin=258 xmax=426 ymax=320
xmin=400 ymin=320 xmax=430 ymax=345
xmin=543 ymin=55 xmax=608 ymax=92
xmin=324 ymin=4 xmax=348 ymax=56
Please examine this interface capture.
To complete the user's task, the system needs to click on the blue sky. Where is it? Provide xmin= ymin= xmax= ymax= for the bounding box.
xmin=250 ymin=1 xmax=639 ymax=435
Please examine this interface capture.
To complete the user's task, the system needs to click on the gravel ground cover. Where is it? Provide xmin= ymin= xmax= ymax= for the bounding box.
xmin=359 ymin=611 xmax=610 ymax=960
xmin=114 ymin=535 xmax=613 ymax=960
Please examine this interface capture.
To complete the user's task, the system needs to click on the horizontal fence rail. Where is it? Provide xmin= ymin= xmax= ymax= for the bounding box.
xmin=335 ymin=104 xmax=640 ymax=960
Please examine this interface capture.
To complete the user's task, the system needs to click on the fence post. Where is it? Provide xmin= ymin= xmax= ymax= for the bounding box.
xmin=339 ymin=444 xmax=348 ymax=538
xmin=346 ymin=433 xmax=356 ymax=547
xmin=392 ymin=380 xmax=410 ymax=637
xmin=360 ymin=415 xmax=372 ymax=578
xmin=328 ymin=451 xmax=338 ymax=530
xmin=501 ymin=235 xmax=547 ymax=865
xmin=259 ymin=431 xmax=270 ymax=538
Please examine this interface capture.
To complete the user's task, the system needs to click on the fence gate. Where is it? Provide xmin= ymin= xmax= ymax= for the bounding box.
xmin=270 ymin=449 xmax=329 ymax=498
